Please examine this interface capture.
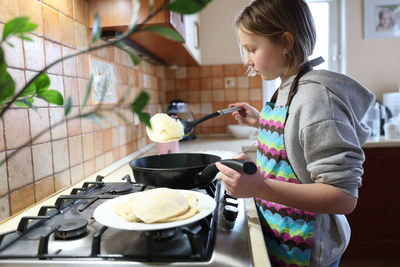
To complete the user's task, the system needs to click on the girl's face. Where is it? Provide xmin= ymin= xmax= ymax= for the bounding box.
xmin=238 ymin=26 xmax=286 ymax=81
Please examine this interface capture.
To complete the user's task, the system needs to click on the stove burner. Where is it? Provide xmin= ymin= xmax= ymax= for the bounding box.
xmin=54 ymin=218 xmax=88 ymax=240
xmin=107 ymin=183 xmax=136 ymax=194
xmin=145 ymin=228 xmax=179 ymax=240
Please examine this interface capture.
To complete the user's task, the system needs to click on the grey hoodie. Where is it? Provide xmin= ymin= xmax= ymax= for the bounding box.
xmin=273 ymin=69 xmax=374 ymax=266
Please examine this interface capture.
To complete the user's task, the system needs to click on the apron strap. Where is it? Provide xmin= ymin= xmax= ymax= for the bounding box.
xmin=269 ymin=56 xmax=324 ymax=105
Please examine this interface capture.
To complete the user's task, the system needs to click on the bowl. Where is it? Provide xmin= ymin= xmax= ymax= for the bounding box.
xmin=227 ymin=124 xmax=258 ymax=139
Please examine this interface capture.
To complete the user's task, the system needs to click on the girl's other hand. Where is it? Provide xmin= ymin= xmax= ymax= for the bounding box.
xmin=229 ymin=102 xmax=260 ymax=128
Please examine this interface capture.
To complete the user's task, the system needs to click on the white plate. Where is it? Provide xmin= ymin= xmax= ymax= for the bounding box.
xmin=93 ymin=190 xmax=216 ymax=231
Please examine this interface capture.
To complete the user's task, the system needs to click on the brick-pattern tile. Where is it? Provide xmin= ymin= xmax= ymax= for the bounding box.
xmin=54 ymin=169 xmax=71 ymax=192
xmin=68 ymin=135 xmax=83 ymax=167
xmin=32 ymin=143 xmax=53 ymax=181
xmin=49 ymin=107 xmax=68 ymax=140
xmin=73 ymin=0 xmax=87 ymax=25
xmin=34 ymin=176 xmax=54 ymax=202
xmin=1 ymin=24 xmax=25 ymax=68
xmin=52 ymin=138 xmax=69 ymax=172
xmin=42 ymin=4 xmax=61 ymax=42
xmin=70 ymin=163 xmax=83 ymax=185
xmin=29 ymin=108 xmax=51 ymax=144
xmin=4 ymin=109 xmax=30 ymax=150
xmin=20 ymin=0 xmax=43 ymax=36
xmin=10 ymin=184 xmax=35 ymax=215
xmin=60 ymin=13 xmax=75 ymax=47
xmin=0 ymin=195 xmax=10 ymax=221
xmin=0 ymin=152 xmax=8 ymax=196
xmin=74 ymin=21 xmax=88 ymax=49
xmin=59 ymin=0 xmax=74 ymax=18
xmin=83 ymin=159 xmax=95 ymax=177
xmin=62 ymin=46 xmax=77 ymax=77
xmin=45 ymin=40 xmax=63 ymax=75
xmin=82 ymin=133 xmax=94 ymax=161
xmin=0 ymin=0 xmax=20 ymax=22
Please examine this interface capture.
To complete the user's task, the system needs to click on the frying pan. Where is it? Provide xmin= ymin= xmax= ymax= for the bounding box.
xmin=129 ymin=153 xmax=257 ymax=189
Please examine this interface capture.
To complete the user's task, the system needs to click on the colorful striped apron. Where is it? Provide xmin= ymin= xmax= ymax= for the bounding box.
xmin=256 ymin=58 xmax=323 ymax=267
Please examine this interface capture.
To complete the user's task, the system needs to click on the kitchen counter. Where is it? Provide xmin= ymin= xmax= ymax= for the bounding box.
xmin=0 ymin=136 xmax=270 ymax=267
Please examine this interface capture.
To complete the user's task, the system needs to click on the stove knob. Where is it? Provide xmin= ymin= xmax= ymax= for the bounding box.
xmin=224 ymin=197 xmax=238 ymax=207
xmin=223 ymin=205 xmax=239 ymax=222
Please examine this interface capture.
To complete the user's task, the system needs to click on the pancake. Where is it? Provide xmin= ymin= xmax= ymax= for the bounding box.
xmin=114 ymin=188 xmax=199 ymax=223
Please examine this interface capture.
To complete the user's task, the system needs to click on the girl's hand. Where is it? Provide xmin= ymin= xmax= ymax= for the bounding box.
xmin=229 ymin=102 xmax=260 ymax=128
xmin=216 ymin=160 xmax=264 ymax=198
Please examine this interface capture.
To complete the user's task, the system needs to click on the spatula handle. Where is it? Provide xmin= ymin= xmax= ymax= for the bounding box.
xmin=217 ymin=107 xmax=243 ymax=116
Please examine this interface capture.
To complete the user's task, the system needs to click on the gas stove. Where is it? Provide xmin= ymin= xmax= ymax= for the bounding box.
xmin=0 ymin=174 xmax=253 ymax=266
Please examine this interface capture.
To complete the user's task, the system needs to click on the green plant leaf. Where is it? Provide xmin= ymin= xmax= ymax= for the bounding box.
xmin=131 ymin=91 xmax=149 ymax=113
xmin=127 ymin=0 xmax=141 ymax=33
xmin=91 ymin=13 xmax=102 ymax=44
xmin=6 ymin=41 xmax=14 ymax=48
xmin=14 ymin=98 xmax=33 ymax=108
xmin=0 ymin=70 xmax=15 ymax=104
xmin=33 ymin=73 xmax=51 ymax=94
xmin=2 ymin=17 xmax=37 ymax=41
xmin=37 ymin=90 xmax=63 ymax=105
xmin=167 ymin=0 xmax=212 ymax=14
xmin=138 ymin=112 xmax=151 ymax=128
xmin=64 ymin=97 xmax=72 ymax=116
xmin=18 ymin=35 xmax=34 ymax=42
xmin=144 ymin=25 xmax=185 ymax=42
xmin=20 ymin=84 xmax=36 ymax=97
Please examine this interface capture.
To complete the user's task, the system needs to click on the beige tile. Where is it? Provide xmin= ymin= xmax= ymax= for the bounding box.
xmin=60 ymin=13 xmax=75 ymax=47
xmin=42 ymin=4 xmax=61 ymax=42
xmin=249 ymin=88 xmax=262 ymax=101
xmin=201 ymin=90 xmax=212 ymax=102
xmin=175 ymin=67 xmax=187 ymax=79
xmin=29 ymin=108 xmax=51 ymax=144
xmin=0 ymin=0 xmax=20 ymax=22
xmin=34 ymin=176 xmax=54 ymax=202
xmin=111 ymin=147 xmax=119 ymax=161
xmin=119 ymin=126 xmax=126 ymax=146
xmin=62 ymin=46 xmax=77 ymax=77
xmin=93 ymin=131 xmax=103 ymax=156
xmin=188 ymin=90 xmax=200 ymax=103
xmin=68 ymin=135 xmax=83 ymax=166
xmin=10 ymin=185 xmax=35 ymax=215
xmin=54 ymin=169 xmax=71 ymax=192
xmin=70 ymin=163 xmax=83 ymax=185
xmin=73 ymin=0 xmax=87 ymax=25
xmin=213 ymin=89 xmax=225 ymax=102
xmin=95 ymin=155 xmax=104 ymax=171
xmin=237 ymin=76 xmax=249 ymax=89
xmin=0 ymin=153 xmax=8 ymax=196
xmin=104 ymin=151 xmax=113 ymax=167
xmin=47 ymin=74 xmax=65 ymax=107
xmin=112 ymin=128 xmax=120 ymax=149
xmin=80 ymin=106 xmax=93 ymax=134
xmin=45 ymin=40 xmax=63 ymax=75
xmin=225 ymin=88 xmax=237 ymax=102
xmin=249 ymin=76 xmax=262 ymax=88
xmin=49 ymin=107 xmax=68 ymax=140
xmin=1 ymin=23 xmax=24 ymax=68
xmin=119 ymin=145 xmax=127 ymax=158
xmin=24 ymin=34 xmax=45 ymax=71
xmin=67 ymin=107 xmax=82 ymax=137
xmin=103 ymin=128 xmax=112 ymax=152
xmin=52 ymin=138 xmax=69 ymax=172
xmin=41 ymin=0 xmax=59 ymax=9
xmin=0 ymin=195 xmax=10 ymax=221
xmin=20 ymin=0 xmax=43 ymax=35
xmin=238 ymin=89 xmax=250 ymax=102
xmin=212 ymin=77 xmax=224 ymax=89
xmin=0 ymin=120 xmax=4 ymax=152
xmin=64 ymin=77 xmax=79 ymax=106
xmin=200 ymin=103 xmax=213 ymax=115
xmin=224 ymin=77 xmax=236 ymax=89
xmin=59 ymin=0 xmax=73 ymax=17
xmin=82 ymin=133 xmax=94 ymax=161
xmin=4 ymin=109 xmax=30 ymax=150
xmin=74 ymin=21 xmax=88 ymax=49
xmin=77 ymin=78 xmax=90 ymax=106
xmin=32 ymin=143 xmax=53 ymax=180
xmin=76 ymin=54 xmax=89 ymax=79
xmin=83 ymin=159 xmax=95 ymax=177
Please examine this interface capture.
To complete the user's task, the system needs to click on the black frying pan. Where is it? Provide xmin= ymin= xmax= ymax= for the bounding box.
xmin=129 ymin=153 xmax=257 ymax=189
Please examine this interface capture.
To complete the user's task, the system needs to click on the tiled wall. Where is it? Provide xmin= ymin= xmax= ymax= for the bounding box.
xmin=0 ymin=0 xmax=263 ymax=221
xmin=164 ymin=65 xmax=263 ymax=134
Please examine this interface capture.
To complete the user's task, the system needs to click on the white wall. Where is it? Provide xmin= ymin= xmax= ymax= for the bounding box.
xmin=199 ymin=0 xmax=249 ymax=65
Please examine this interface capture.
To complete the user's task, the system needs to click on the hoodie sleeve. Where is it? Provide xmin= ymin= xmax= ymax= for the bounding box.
xmin=300 ymin=113 xmax=365 ymax=198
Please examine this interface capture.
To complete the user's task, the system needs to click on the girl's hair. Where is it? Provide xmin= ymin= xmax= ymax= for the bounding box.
xmin=236 ymin=0 xmax=316 ymax=72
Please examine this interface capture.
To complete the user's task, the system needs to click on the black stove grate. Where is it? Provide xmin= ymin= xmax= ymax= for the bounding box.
xmin=0 ymin=176 xmax=221 ymax=262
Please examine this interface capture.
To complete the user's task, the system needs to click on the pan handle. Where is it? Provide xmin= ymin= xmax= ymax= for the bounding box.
xmin=200 ymin=159 xmax=257 ymax=179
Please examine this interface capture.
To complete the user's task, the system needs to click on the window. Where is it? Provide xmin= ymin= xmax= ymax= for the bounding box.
xmin=262 ymin=0 xmax=344 ymax=103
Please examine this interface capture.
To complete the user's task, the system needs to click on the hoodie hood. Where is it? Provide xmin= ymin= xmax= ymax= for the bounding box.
xmin=281 ymin=69 xmax=375 ymax=145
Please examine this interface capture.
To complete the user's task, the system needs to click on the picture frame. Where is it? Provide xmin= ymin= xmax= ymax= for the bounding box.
xmin=364 ymin=0 xmax=400 ymax=39
xmin=88 ymin=55 xmax=117 ymax=104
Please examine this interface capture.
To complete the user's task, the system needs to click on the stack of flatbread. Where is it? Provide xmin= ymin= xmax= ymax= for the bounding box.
xmin=114 ymin=188 xmax=199 ymax=223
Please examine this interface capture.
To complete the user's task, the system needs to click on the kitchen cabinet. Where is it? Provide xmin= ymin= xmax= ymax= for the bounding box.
xmin=88 ymin=0 xmax=199 ymax=66
xmin=342 ymin=146 xmax=400 ymax=258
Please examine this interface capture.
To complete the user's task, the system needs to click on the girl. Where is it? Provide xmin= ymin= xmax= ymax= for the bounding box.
xmin=215 ymin=0 xmax=374 ymax=266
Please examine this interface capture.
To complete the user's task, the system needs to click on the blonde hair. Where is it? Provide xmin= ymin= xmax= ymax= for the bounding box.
xmin=236 ymin=0 xmax=316 ymax=74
